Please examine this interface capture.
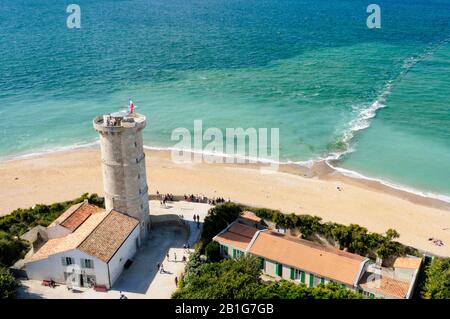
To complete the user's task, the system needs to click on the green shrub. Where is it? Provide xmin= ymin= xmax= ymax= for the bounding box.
xmin=0 ymin=268 xmax=18 ymax=299
xmin=200 ymin=203 xmax=242 ymax=250
xmin=173 ymin=255 xmax=362 ymax=299
xmin=205 ymin=241 xmax=221 ymax=262
xmin=422 ymin=257 xmax=450 ymax=299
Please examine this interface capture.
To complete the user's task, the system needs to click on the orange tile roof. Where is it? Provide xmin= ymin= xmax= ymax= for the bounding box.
xmin=249 ymin=231 xmax=367 ymax=286
xmin=240 ymin=211 xmax=262 ymax=223
xmin=359 ymin=272 xmax=410 ymax=299
xmin=78 ymin=211 xmax=139 ymax=262
xmin=49 ymin=202 xmax=84 ymax=227
xmin=393 ymin=257 xmax=422 ymax=270
xmin=214 ymin=223 xmax=258 ymax=250
xmin=60 ymin=203 xmax=104 ymax=232
xmin=30 ymin=211 xmax=109 ymax=261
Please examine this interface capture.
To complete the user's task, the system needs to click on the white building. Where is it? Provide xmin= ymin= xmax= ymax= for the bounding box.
xmin=25 ymin=110 xmax=152 ymax=289
xmin=25 ymin=201 xmax=140 ymax=288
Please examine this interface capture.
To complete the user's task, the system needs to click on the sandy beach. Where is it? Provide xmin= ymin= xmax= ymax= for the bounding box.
xmin=0 ymin=147 xmax=449 ymax=257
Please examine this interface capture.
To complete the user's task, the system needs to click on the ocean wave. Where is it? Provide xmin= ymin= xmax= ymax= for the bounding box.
xmin=146 ymin=144 xmax=450 ymax=203
xmin=326 ymin=161 xmax=450 ymax=204
xmin=144 ymin=145 xmax=283 ymax=165
xmin=1 ymin=140 xmax=449 ymax=203
xmin=326 ymin=36 xmax=450 ymax=162
xmin=0 ymin=141 xmax=99 ymax=162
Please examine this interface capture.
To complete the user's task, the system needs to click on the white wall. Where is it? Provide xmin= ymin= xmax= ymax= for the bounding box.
xmin=108 ymin=225 xmax=140 ymax=286
xmin=264 ymin=259 xmax=277 ymax=277
xmin=26 ymin=249 xmax=109 ymax=287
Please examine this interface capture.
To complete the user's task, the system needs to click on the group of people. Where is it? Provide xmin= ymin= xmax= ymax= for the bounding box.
xmin=157 ymin=191 xmax=175 ymax=205
xmin=157 ymin=247 xmax=190 ymax=275
xmin=193 ymin=214 xmax=201 ymax=228
xmin=184 ymin=194 xmax=205 ymax=202
xmin=183 ymin=193 xmax=228 ymax=206
xmin=207 ymin=197 xmax=226 ymax=205
xmin=166 ymin=251 xmax=187 ymax=263
xmin=155 ymin=191 xmax=230 ymax=206
xmin=429 ymin=237 xmax=445 ymax=247
xmin=105 ymin=116 xmax=121 ymax=127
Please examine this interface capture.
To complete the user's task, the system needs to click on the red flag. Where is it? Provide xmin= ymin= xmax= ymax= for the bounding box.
xmin=129 ymin=100 xmax=135 ymax=113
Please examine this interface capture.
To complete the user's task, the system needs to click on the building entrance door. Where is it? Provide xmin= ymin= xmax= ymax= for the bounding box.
xmin=79 ymin=274 xmax=84 ymax=287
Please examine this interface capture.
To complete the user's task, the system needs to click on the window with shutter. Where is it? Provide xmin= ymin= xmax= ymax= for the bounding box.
xmin=290 ymin=267 xmax=295 ymax=280
xmin=309 ymin=274 xmax=314 ymax=287
xmin=81 ymin=259 xmax=94 ymax=269
xmin=276 ymin=263 xmax=282 ymax=277
xmin=258 ymin=257 xmax=264 ymax=270
xmin=62 ymin=257 xmax=73 ymax=266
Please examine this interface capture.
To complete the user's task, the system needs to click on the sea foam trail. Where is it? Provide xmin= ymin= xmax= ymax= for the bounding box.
xmin=326 ymin=36 xmax=450 ymax=162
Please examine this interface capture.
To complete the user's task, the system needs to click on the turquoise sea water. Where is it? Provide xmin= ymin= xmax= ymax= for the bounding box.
xmin=0 ymin=0 xmax=449 ymax=197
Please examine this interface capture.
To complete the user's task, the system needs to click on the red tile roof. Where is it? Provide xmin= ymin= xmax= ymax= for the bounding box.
xmin=78 ymin=211 xmax=139 ymax=262
xmin=249 ymin=231 xmax=367 ymax=286
xmin=214 ymin=223 xmax=258 ymax=250
xmin=393 ymin=257 xmax=422 ymax=270
xmin=60 ymin=203 xmax=104 ymax=232
xmin=240 ymin=211 xmax=262 ymax=223
xmin=359 ymin=272 xmax=410 ymax=299
xmin=30 ymin=209 xmax=139 ymax=263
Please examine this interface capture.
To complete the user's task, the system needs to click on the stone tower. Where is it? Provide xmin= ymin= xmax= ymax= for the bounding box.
xmin=93 ymin=110 xmax=150 ymax=240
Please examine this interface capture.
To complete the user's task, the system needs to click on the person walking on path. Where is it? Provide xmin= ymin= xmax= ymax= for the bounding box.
xmin=175 ymin=276 xmax=178 ymax=287
xmin=156 ymin=263 xmax=160 ymax=272
xmin=160 ymin=263 xmax=165 ymax=274
xmin=166 ymin=252 xmax=170 ymax=261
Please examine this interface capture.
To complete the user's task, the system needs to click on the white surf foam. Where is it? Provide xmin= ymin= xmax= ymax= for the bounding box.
xmin=326 ymin=37 xmax=450 ymax=162
xmin=0 ymin=141 xmax=100 ymax=162
xmin=326 ymin=161 xmax=450 ymax=204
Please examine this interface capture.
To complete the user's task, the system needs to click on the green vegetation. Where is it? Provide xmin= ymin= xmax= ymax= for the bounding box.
xmin=250 ymin=207 xmax=412 ymax=261
xmin=173 ymin=203 xmax=364 ymax=299
xmin=199 ymin=202 xmax=242 ymax=250
xmin=0 ymin=193 xmax=104 ymax=267
xmin=0 ymin=232 xmax=29 ymax=268
xmin=421 ymin=257 xmax=450 ymax=299
xmin=0 ymin=268 xmax=18 ymax=299
xmin=174 ymin=202 xmax=450 ymax=299
xmin=172 ymin=255 xmax=362 ymax=299
xmin=205 ymin=241 xmax=221 ymax=262
xmin=198 ymin=203 xmax=411 ymax=265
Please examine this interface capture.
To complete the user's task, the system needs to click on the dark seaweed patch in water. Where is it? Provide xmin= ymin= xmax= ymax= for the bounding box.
xmin=327 ymin=140 xmax=347 ymax=153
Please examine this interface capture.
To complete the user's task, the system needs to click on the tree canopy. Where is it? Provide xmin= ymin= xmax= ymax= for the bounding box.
xmin=200 ymin=202 xmax=242 ymax=250
xmin=422 ymin=257 xmax=450 ymax=299
xmin=172 ymin=255 xmax=362 ymax=299
xmin=0 ymin=268 xmax=18 ymax=299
